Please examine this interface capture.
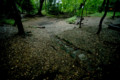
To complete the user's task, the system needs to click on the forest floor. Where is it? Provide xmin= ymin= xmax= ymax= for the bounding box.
xmin=0 ymin=16 xmax=120 ymax=80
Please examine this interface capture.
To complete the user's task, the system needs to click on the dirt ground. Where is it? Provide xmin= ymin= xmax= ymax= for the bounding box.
xmin=0 ymin=16 xmax=120 ymax=80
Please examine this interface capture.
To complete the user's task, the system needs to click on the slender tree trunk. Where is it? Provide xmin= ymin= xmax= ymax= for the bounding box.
xmin=37 ymin=0 xmax=45 ymax=16
xmin=112 ymin=10 xmax=116 ymax=19
xmin=97 ymin=0 xmax=109 ymax=34
xmin=112 ymin=0 xmax=119 ymax=19
xmin=79 ymin=0 xmax=86 ymax=28
xmin=79 ymin=8 xmax=84 ymax=28
xmin=11 ymin=0 xmax=25 ymax=35
xmin=0 ymin=0 xmax=3 ymax=15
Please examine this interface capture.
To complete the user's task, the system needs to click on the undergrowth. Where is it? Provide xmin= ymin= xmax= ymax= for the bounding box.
xmin=66 ymin=16 xmax=77 ymax=24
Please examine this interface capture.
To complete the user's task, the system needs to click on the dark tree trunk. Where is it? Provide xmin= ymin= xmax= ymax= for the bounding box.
xmin=79 ymin=0 xmax=86 ymax=28
xmin=37 ymin=0 xmax=45 ymax=16
xmin=97 ymin=0 xmax=109 ymax=34
xmin=112 ymin=10 xmax=116 ymax=19
xmin=12 ymin=0 xmax=25 ymax=35
xmin=79 ymin=8 xmax=84 ymax=28
xmin=0 ymin=0 xmax=3 ymax=15
xmin=8 ymin=0 xmax=25 ymax=35
xmin=112 ymin=0 xmax=119 ymax=19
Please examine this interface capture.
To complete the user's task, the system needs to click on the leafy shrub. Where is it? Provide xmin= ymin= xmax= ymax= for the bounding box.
xmin=66 ymin=16 xmax=77 ymax=24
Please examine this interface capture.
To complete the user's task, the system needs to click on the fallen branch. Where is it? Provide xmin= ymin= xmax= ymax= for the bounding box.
xmin=108 ymin=24 xmax=120 ymax=31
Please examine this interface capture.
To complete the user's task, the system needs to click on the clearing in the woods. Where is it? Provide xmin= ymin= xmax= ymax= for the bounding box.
xmin=0 ymin=16 xmax=120 ymax=80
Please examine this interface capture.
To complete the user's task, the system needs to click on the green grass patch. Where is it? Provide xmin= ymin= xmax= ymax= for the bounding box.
xmin=0 ymin=19 xmax=15 ymax=25
xmin=89 ymin=12 xmax=120 ymax=17
xmin=66 ymin=16 xmax=77 ymax=24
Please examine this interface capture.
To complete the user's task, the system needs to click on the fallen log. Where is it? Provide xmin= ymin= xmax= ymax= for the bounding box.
xmin=108 ymin=24 xmax=120 ymax=31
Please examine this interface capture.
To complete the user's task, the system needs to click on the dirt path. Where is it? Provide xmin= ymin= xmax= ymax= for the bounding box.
xmin=23 ymin=16 xmax=76 ymax=35
xmin=0 ymin=16 xmax=120 ymax=80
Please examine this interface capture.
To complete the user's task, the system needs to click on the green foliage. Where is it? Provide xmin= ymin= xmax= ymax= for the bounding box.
xmin=42 ymin=0 xmax=62 ymax=15
xmin=48 ymin=6 xmax=59 ymax=15
xmin=41 ymin=0 xmax=106 ymax=16
xmin=66 ymin=16 xmax=77 ymax=24
xmin=0 ymin=19 xmax=15 ymax=25
xmin=14 ymin=0 xmax=119 ymax=17
xmin=85 ymin=0 xmax=103 ymax=12
xmin=61 ymin=0 xmax=82 ymax=13
xmin=42 ymin=10 xmax=54 ymax=16
xmin=1 ymin=0 xmax=120 ymax=17
xmin=21 ymin=0 xmax=36 ymax=14
xmin=89 ymin=12 xmax=120 ymax=17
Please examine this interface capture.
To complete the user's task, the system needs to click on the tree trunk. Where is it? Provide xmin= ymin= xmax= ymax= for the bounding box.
xmin=79 ymin=0 xmax=86 ymax=28
xmin=0 ymin=0 xmax=3 ymax=15
xmin=11 ymin=0 xmax=25 ymax=35
xmin=112 ymin=0 xmax=119 ymax=19
xmin=37 ymin=0 xmax=45 ymax=16
xmin=97 ymin=0 xmax=109 ymax=34
xmin=79 ymin=8 xmax=84 ymax=28
xmin=112 ymin=10 xmax=116 ymax=19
